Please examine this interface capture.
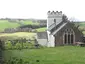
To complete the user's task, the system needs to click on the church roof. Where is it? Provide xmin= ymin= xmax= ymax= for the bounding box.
xmin=48 ymin=23 xmax=55 ymax=31
xmin=52 ymin=22 xmax=67 ymax=35
xmin=48 ymin=21 xmax=62 ymax=31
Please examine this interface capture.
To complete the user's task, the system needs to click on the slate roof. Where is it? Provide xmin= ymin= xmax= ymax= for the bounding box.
xmin=48 ymin=21 xmax=62 ymax=31
xmin=37 ymin=32 xmax=48 ymax=39
xmin=48 ymin=23 xmax=55 ymax=31
xmin=52 ymin=22 xmax=67 ymax=35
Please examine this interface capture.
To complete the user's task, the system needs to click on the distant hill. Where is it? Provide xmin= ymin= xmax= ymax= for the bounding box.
xmin=0 ymin=19 xmax=47 ymax=32
xmin=0 ymin=19 xmax=34 ymax=32
xmin=0 ymin=20 xmax=20 ymax=32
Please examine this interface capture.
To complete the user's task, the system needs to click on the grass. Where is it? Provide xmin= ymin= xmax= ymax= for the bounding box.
xmin=79 ymin=22 xmax=85 ymax=26
xmin=3 ymin=46 xmax=85 ymax=64
xmin=0 ymin=20 xmax=39 ymax=32
xmin=0 ymin=32 xmax=36 ymax=39
xmin=0 ymin=20 xmax=20 ymax=31
xmin=74 ymin=22 xmax=85 ymax=26
xmin=36 ymin=27 xmax=47 ymax=32
xmin=78 ymin=22 xmax=85 ymax=30
xmin=23 ymin=20 xmax=39 ymax=25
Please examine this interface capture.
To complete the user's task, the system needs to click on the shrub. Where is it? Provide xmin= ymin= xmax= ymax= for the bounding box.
xmin=5 ymin=41 xmax=12 ymax=49
xmin=15 ymin=43 xmax=22 ymax=50
xmin=23 ymin=42 xmax=29 ymax=49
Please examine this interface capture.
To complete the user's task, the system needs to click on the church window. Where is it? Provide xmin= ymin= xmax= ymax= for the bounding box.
xmin=54 ymin=19 xmax=56 ymax=23
xmin=64 ymin=28 xmax=74 ymax=44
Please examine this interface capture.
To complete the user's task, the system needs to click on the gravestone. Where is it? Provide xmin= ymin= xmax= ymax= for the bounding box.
xmin=34 ymin=39 xmax=39 ymax=48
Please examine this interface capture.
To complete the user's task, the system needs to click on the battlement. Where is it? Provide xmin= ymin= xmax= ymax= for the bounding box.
xmin=47 ymin=11 xmax=62 ymax=15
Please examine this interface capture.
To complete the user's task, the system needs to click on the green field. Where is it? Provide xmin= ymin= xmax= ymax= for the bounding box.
xmin=0 ymin=32 xmax=36 ymax=39
xmin=3 ymin=46 xmax=85 ymax=64
xmin=0 ymin=20 xmax=39 ymax=32
xmin=0 ymin=20 xmax=20 ymax=31
xmin=24 ymin=20 xmax=39 ymax=25
xmin=36 ymin=27 xmax=47 ymax=32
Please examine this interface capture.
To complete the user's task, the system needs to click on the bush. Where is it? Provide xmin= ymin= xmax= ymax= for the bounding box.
xmin=5 ymin=41 xmax=12 ymax=49
xmin=23 ymin=42 xmax=29 ymax=49
xmin=28 ymin=43 xmax=34 ymax=49
xmin=15 ymin=43 xmax=22 ymax=50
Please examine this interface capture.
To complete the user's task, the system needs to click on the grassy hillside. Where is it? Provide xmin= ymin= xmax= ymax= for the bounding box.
xmin=36 ymin=27 xmax=47 ymax=32
xmin=23 ymin=20 xmax=39 ymax=25
xmin=3 ymin=46 xmax=85 ymax=64
xmin=0 ymin=32 xmax=36 ymax=39
xmin=0 ymin=20 xmax=20 ymax=31
xmin=0 ymin=20 xmax=40 ymax=32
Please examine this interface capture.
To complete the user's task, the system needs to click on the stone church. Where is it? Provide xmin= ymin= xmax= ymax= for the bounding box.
xmin=37 ymin=11 xmax=83 ymax=47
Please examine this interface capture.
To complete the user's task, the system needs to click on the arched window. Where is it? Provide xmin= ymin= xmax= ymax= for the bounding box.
xmin=64 ymin=28 xmax=75 ymax=44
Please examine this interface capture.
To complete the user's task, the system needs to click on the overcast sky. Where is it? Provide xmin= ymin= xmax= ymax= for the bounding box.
xmin=0 ymin=0 xmax=85 ymax=21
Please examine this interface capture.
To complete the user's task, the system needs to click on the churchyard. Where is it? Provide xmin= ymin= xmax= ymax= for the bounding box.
xmin=0 ymin=19 xmax=85 ymax=64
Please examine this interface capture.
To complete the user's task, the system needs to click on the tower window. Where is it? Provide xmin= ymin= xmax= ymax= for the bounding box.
xmin=54 ymin=19 xmax=56 ymax=23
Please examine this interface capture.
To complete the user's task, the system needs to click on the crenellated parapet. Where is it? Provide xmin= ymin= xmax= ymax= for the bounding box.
xmin=47 ymin=11 xmax=63 ymax=18
xmin=47 ymin=11 xmax=62 ymax=15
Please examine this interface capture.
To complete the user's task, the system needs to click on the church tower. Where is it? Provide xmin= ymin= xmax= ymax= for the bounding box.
xmin=47 ymin=11 xmax=63 ymax=47
xmin=47 ymin=11 xmax=63 ymax=30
